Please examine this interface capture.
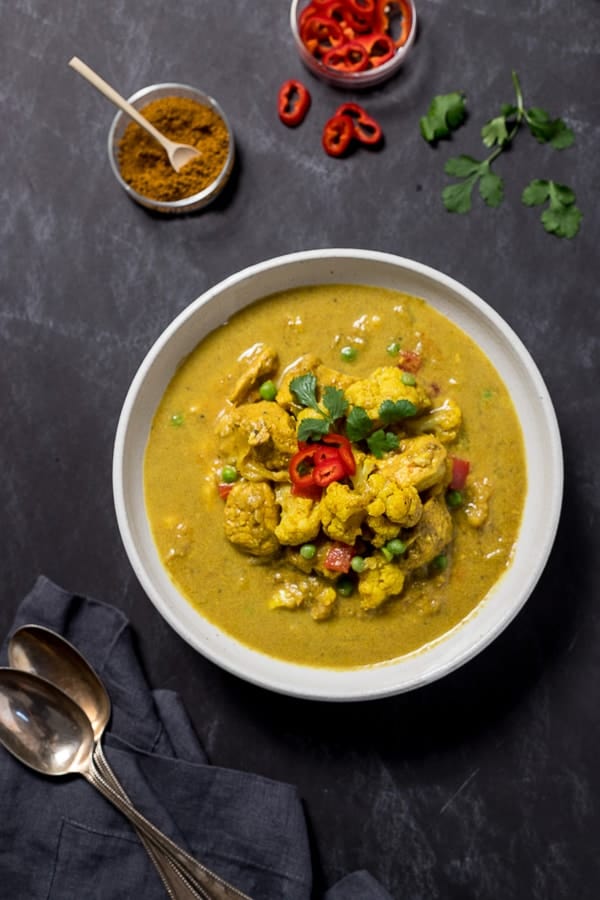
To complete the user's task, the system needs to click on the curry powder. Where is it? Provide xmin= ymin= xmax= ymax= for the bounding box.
xmin=117 ymin=96 xmax=230 ymax=202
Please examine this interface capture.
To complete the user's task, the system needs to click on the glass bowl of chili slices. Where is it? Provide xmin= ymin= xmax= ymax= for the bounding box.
xmin=107 ymin=83 xmax=235 ymax=214
xmin=290 ymin=0 xmax=417 ymax=88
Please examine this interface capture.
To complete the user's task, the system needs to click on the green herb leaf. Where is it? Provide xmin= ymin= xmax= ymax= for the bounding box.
xmin=522 ymin=179 xmax=582 ymax=238
xmin=525 ymin=108 xmax=574 ymax=149
xmin=322 ymin=385 xmax=348 ymax=421
xmin=289 ymin=374 xmax=319 ymax=411
xmin=367 ymin=430 xmax=399 ymax=459
xmin=345 ymin=406 xmax=373 ymax=442
xmin=479 ymin=170 xmax=504 ymax=207
xmin=442 ymin=176 xmax=478 ymax=214
xmin=444 ymin=155 xmax=483 ymax=178
xmin=379 ymin=398 xmax=417 ymax=424
xmin=481 ymin=115 xmax=510 ymax=148
xmin=297 ymin=417 xmax=331 ymax=442
xmin=420 ymin=92 xmax=467 ymax=143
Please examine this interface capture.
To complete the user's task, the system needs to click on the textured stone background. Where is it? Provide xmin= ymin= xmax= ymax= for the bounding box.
xmin=1 ymin=1 xmax=599 ymax=897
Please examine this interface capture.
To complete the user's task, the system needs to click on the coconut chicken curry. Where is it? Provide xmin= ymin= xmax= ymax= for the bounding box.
xmin=144 ymin=285 xmax=526 ymax=668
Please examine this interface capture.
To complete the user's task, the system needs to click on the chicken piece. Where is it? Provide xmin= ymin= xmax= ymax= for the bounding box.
xmin=357 ymin=555 xmax=406 ymax=610
xmin=315 ymin=363 xmax=357 ymax=394
xmin=345 ymin=366 xmax=431 ymax=422
xmin=223 ymin=481 xmax=280 ymax=557
xmin=274 ymin=485 xmax=321 ymax=546
xmin=464 ymin=477 xmax=492 ymax=527
xmin=320 ymin=481 xmax=371 ymax=544
xmin=403 ymin=496 xmax=453 ymax=570
xmin=276 ymin=354 xmax=322 ymax=409
xmin=216 ymin=401 xmax=297 ymax=481
xmin=229 ymin=344 xmax=279 ymax=405
xmin=377 ymin=435 xmax=448 ymax=493
xmin=269 ymin=576 xmax=337 ymax=621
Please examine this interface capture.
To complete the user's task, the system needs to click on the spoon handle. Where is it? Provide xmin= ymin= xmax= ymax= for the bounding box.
xmin=84 ymin=755 xmax=251 ymax=900
xmin=68 ymin=56 xmax=176 ymax=152
xmin=94 ymin=744 xmax=206 ymax=900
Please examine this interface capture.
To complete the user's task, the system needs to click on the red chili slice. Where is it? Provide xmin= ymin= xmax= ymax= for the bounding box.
xmin=353 ymin=32 xmax=395 ymax=66
xmin=324 ymin=542 xmax=356 ymax=572
xmin=322 ymin=113 xmax=355 ymax=157
xmin=322 ymin=40 xmax=369 ymax=72
xmin=449 ymin=457 xmax=470 ymax=491
xmin=320 ymin=433 xmax=356 ymax=475
xmin=334 ymin=102 xmax=383 ymax=146
xmin=313 ymin=457 xmax=347 ymax=487
xmin=300 ymin=15 xmax=345 ymax=57
xmin=278 ymin=79 xmax=311 ymax=127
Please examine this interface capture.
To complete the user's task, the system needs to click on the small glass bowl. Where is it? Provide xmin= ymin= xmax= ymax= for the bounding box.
xmin=290 ymin=0 xmax=417 ymax=89
xmin=107 ymin=83 xmax=235 ymax=214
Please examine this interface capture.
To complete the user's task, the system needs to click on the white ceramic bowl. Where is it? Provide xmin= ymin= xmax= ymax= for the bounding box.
xmin=113 ymin=250 xmax=563 ymax=701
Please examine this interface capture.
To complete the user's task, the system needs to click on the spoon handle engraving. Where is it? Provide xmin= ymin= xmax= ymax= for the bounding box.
xmin=86 ymin=754 xmax=251 ymax=900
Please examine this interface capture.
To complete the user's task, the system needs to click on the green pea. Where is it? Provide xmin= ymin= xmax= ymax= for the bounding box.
xmin=300 ymin=543 xmax=317 ymax=560
xmin=386 ymin=538 xmax=407 ymax=556
xmin=170 ymin=413 xmax=184 ymax=426
xmin=351 ymin=555 xmax=365 ymax=573
xmin=381 ymin=546 xmax=394 ymax=562
xmin=386 ymin=341 xmax=401 ymax=356
xmin=259 ymin=380 xmax=277 ymax=401
xmin=337 ymin=576 xmax=354 ymax=596
xmin=221 ymin=465 xmax=238 ymax=484
xmin=432 ymin=553 xmax=448 ymax=571
xmin=401 ymin=372 xmax=416 ymax=386
xmin=340 ymin=346 xmax=358 ymax=362
xmin=446 ymin=489 xmax=464 ymax=508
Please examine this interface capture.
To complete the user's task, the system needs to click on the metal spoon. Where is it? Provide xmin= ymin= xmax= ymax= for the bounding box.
xmin=8 ymin=625 xmax=200 ymax=900
xmin=0 ymin=667 xmax=250 ymax=900
xmin=68 ymin=57 xmax=201 ymax=172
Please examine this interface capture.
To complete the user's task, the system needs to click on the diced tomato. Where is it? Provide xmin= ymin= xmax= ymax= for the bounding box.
xmin=218 ymin=483 xmax=233 ymax=499
xmin=397 ymin=349 xmax=422 ymax=372
xmin=449 ymin=456 xmax=470 ymax=490
xmin=324 ymin=541 xmax=356 ymax=572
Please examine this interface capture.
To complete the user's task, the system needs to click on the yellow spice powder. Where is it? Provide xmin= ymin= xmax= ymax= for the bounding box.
xmin=117 ymin=96 xmax=230 ymax=202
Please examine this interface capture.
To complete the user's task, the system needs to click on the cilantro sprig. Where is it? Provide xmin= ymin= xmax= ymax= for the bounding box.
xmin=419 ymin=92 xmax=467 ymax=143
xmin=422 ymin=71 xmax=581 ymax=238
xmin=290 ymin=373 xmax=416 ymax=457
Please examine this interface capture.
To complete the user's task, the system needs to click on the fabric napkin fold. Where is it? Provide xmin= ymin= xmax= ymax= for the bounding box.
xmin=0 ymin=576 xmax=394 ymax=900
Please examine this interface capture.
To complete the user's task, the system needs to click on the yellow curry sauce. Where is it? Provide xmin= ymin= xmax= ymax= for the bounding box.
xmin=144 ymin=285 xmax=526 ymax=668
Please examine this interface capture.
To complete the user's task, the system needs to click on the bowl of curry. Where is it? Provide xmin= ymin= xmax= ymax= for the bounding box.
xmin=113 ymin=249 xmax=563 ymax=700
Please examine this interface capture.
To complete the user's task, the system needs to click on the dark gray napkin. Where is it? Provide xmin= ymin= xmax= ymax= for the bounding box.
xmin=0 ymin=576 xmax=394 ymax=900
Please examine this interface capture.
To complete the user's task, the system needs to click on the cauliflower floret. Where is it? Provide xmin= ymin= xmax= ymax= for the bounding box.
xmin=406 ymin=398 xmax=462 ymax=444
xmin=366 ymin=473 xmax=423 ymax=525
xmin=358 ymin=555 xmax=406 ymax=610
xmin=345 ymin=366 xmax=431 ymax=422
xmin=274 ymin=485 xmax=321 ymax=546
xmin=229 ymin=344 xmax=279 ymax=405
xmin=403 ymin=496 xmax=453 ymax=570
xmin=315 ymin=363 xmax=357 ymax=394
xmin=269 ymin=575 xmax=337 ymax=620
xmin=216 ymin=401 xmax=297 ymax=481
xmin=377 ymin=435 xmax=448 ymax=493
xmin=223 ymin=481 xmax=280 ymax=557
xmin=320 ymin=481 xmax=371 ymax=544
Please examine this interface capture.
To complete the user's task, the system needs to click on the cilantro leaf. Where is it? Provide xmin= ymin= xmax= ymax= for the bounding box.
xmin=297 ymin=417 xmax=332 ymax=442
xmin=345 ymin=406 xmax=373 ymax=442
xmin=481 ymin=115 xmax=510 ymax=148
xmin=479 ymin=170 xmax=504 ymax=207
xmin=367 ymin=430 xmax=399 ymax=459
xmin=525 ymin=108 xmax=574 ymax=149
xmin=379 ymin=398 xmax=417 ymax=424
xmin=290 ymin=374 xmax=319 ymax=411
xmin=420 ymin=92 xmax=467 ymax=143
xmin=322 ymin=385 xmax=348 ymax=421
xmin=442 ymin=175 xmax=478 ymax=214
xmin=444 ymin=155 xmax=483 ymax=178
xmin=522 ymin=179 xmax=582 ymax=238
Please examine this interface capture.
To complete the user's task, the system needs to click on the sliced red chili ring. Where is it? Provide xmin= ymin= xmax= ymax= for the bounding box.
xmin=353 ymin=32 xmax=395 ymax=66
xmin=278 ymin=79 xmax=311 ymax=127
xmin=322 ymin=112 xmax=355 ymax=156
xmin=320 ymin=433 xmax=356 ymax=475
xmin=377 ymin=0 xmax=413 ymax=47
xmin=313 ymin=457 xmax=347 ymax=487
xmin=322 ymin=41 xmax=369 ymax=72
xmin=334 ymin=102 xmax=383 ymax=146
xmin=300 ymin=15 xmax=345 ymax=57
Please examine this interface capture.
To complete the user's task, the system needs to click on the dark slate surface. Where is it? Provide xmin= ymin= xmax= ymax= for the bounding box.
xmin=1 ymin=1 xmax=599 ymax=897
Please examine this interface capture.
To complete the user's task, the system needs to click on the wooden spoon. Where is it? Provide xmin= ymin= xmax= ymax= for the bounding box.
xmin=69 ymin=57 xmax=200 ymax=172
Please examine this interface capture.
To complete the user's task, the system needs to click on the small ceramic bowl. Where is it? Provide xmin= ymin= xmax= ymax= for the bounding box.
xmin=113 ymin=249 xmax=563 ymax=702
xmin=289 ymin=0 xmax=417 ymax=89
xmin=107 ymin=83 xmax=235 ymax=214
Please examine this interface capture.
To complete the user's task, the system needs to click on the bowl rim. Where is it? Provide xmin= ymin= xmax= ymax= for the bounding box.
xmin=289 ymin=0 xmax=417 ymax=88
xmin=107 ymin=82 xmax=235 ymax=213
xmin=113 ymin=248 xmax=563 ymax=701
